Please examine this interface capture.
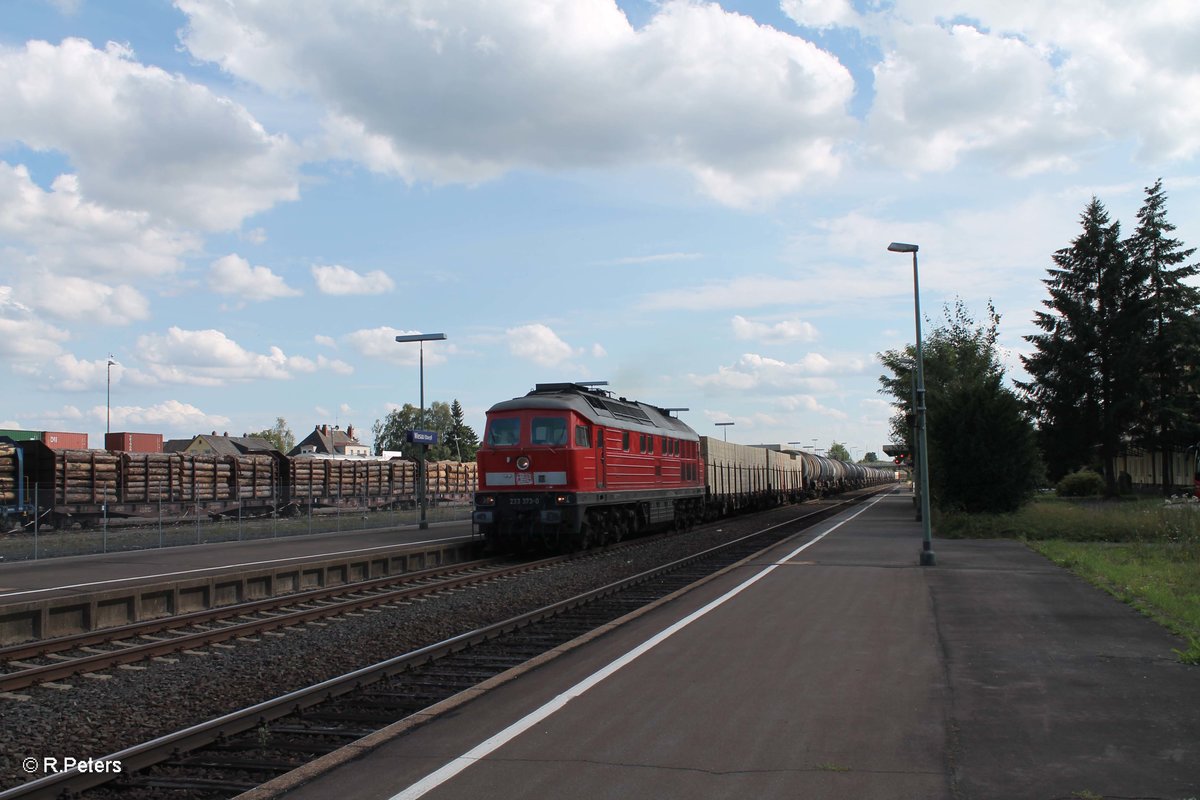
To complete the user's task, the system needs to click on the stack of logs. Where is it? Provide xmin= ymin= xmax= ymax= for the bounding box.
xmin=232 ymin=455 xmax=278 ymax=500
xmin=0 ymin=443 xmax=16 ymax=504
xmin=290 ymin=459 xmax=419 ymax=500
xmin=120 ymin=453 xmax=233 ymax=503
xmin=55 ymin=450 xmax=121 ymax=504
xmin=427 ymin=461 xmax=477 ymax=498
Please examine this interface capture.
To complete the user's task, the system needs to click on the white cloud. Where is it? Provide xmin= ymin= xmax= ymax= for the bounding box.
xmin=506 ymin=323 xmax=576 ymax=366
xmin=777 ymin=393 xmax=848 ymax=419
xmin=102 ymin=399 xmax=231 ymax=431
xmin=208 ymin=254 xmax=301 ymax=301
xmin=22 ymin=273 xmax=149 ymax=325
xmin=731 ymin=315 xmax=820 ymax=343
xmin=318 ymin=355 xmax=354 ymax=375
xmin=134 ymin=327 xmax=317 ymax=385
xmin=0 ymin=38 xmax=299 ymax=230
xmin=242 ymin=227 xmax=268 ymax=245
xmin=863 ymin=2 xmax=1200 ymax=172
xmin=48 ymin=354 xmax=121 ymax=392
xmin=780 ymin=0 xmax=858 ymax=30
xmin=0 ymin=286 xmax=71 ymax=361
xmin=690 ymin=352 xmax=863 ymax=393
xmin=311 ymin=264 xmax=396 ymax=296
xmin=0 ymin=162 xmax=200 ymax=282
xmin=344 ymin=327 xmax=450 ymax=366
xmin=177 ymin=0 xmax=856 ymax=206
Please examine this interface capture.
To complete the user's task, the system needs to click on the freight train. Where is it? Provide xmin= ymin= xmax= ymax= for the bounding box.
xmin=0 ymin=438 xmax=476 ymax=529
xmin=473 ymin=383 xmax=895 ymax=551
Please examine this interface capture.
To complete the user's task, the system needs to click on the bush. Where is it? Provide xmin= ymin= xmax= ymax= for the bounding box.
xmin=1056 ymin=469 xmax=1105 ymax=497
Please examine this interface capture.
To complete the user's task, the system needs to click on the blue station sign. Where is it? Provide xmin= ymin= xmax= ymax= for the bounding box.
xmin=406 ymin=429 xmax=439 ymax=445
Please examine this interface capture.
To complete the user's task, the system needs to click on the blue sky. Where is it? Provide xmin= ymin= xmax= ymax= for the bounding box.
xmin=2 ymin=0 xmax=1198 ymax=458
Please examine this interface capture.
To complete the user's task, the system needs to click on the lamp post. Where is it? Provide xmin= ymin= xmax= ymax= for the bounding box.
xmin=888 ymin=242 xmax=935 ymax=566
xmin=394 ymin=332 xmax=447 ymax=530
xmin=715 ymin=422 xmax=734 ymax=441
xmin=106 ymin=356 xmax=117 ymax=435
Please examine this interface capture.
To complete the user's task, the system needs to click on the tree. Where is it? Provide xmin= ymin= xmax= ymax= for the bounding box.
xmin=372 ymin=400 xmax=476 ymax=461
xmin=880 ymin=299 xmax=1040 ymax=513
xmin=1124 ymin=179 xmax=1200 ymax=493
xmin=827 ymin=442 xmax=851 ymax=461
xmin=861 ymin=451 xmax=879 ymax=463
xmin=251 ymin=417 xmax=295 ymax=454
xmin=1020 ymin=197 xmax=1147 ymax=493
xmin=443 ymin=400 xmax=480 ymax=462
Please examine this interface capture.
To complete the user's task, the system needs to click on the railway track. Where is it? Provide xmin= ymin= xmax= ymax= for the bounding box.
xmin=0 ymin=490 xmax=883 ymax=800
xmin=0 ymin=553 xmax=581 ymax=693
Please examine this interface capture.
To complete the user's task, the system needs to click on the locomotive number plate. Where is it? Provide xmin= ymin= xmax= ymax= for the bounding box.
xmin=508 ymin=497 xmax=539 ymax=506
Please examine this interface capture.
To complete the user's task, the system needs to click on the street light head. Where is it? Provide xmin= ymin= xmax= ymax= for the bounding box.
xmin=888 ymin=242 xmax=919 ymax=253
xmin=395 ymin=333 xmax=448 ymax=343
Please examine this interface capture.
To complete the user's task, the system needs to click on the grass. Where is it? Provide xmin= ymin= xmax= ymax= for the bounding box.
xmin=937 ymin=494 xmax=1200 ymax=662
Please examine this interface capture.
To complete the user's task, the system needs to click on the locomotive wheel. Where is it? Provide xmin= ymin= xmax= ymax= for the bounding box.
xmin=573 ymin=521 xmax=593 ymax=552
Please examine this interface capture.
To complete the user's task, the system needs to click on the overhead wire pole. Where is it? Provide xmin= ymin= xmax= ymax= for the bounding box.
xmin=888 ymin=242 xmax=935 ymax=566
xmin=395 ymin=332 xmax=447 ymax=530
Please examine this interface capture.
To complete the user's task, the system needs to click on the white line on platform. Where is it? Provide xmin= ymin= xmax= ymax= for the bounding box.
xmin=390 ymin=492 xmax=890 ymax=800
xmin=0 ymin=536 xmax=468 ymax=599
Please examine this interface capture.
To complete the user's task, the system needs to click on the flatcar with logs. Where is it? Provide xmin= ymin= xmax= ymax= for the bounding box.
xmin=0 ymin=439 xmax=476 ymax=529
xmin=473 ymin=383 xmax=894 ymax=551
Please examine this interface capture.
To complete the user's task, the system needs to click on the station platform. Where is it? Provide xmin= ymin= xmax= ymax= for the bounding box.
xmin=0 ymin=521 xmax=477 ymax=643
xmin=255 ymin=490 xmax=1200 ymax=800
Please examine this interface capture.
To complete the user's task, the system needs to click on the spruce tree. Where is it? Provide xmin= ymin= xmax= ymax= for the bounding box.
xmin=1124 ymin=179 xmax=1200 ymax=493
xmin=1020 ymin=198 xmax=1146 ymax=493
xmin=444 ymin=399 xmax=480 ymax=462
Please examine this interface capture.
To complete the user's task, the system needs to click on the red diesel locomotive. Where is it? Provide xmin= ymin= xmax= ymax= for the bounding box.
xmin=473 ymin=383 xmax=706 ymax=550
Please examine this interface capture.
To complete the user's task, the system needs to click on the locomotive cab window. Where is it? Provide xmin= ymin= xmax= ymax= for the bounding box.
xmin=575 ymin=425 xmax=590 ymax=447
xmin=532 ymin=417 xmax=568 ymax=445
xmin=487 ymin=418 xmax=520 ymax=446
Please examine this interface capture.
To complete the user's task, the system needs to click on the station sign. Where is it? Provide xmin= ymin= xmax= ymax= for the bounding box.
xmin=406 ymin=430 xmax=439 ymax=445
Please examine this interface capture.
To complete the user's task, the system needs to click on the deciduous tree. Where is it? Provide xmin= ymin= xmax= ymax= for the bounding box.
xmin=827 ymin=442 xmax=851 ymax=461
xmin=251 ymin=417 xmax=295 ymax=454
xmin=880 ymin=300 xmax=1039 ymax=512
xmin=372 ymin=400 xmax=475 ymax=461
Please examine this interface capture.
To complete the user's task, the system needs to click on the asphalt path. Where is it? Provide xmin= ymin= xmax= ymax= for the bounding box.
xmin=267 ymin=490 xmax=1199 ymax=800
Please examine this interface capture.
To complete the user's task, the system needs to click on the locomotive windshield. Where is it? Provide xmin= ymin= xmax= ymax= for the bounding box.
xmin=531 ymin=416 xmax=568 ymax=446
xmin=486 ymin=418 xmax=520 ymax=446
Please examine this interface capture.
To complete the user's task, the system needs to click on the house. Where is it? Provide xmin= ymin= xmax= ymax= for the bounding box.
xmin=164 ymin=432 xmax=282 ymax=456
xmin=288 ymin=424 xmax=371 ymax=458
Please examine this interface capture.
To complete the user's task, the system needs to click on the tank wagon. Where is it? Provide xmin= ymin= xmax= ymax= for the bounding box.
xmin=474 ymin=383 xmax=893 ymax=551
xmin=1 ymin=439 xmax=476 ymax=529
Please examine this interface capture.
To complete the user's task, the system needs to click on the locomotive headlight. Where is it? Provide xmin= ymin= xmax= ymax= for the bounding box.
xmin=555 ymin=493 xmax=576 ymax=505
xmin=516 ymin=455 xmax=531 ymax=471
xmin=476 ymin=494 xmax=496 ymax=506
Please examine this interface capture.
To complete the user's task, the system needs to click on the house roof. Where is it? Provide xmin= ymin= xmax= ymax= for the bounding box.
xmin=288 ymin=425 xmax=367 ymax=457
xmin=165 ymin=433 xmax=281 ymax=457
